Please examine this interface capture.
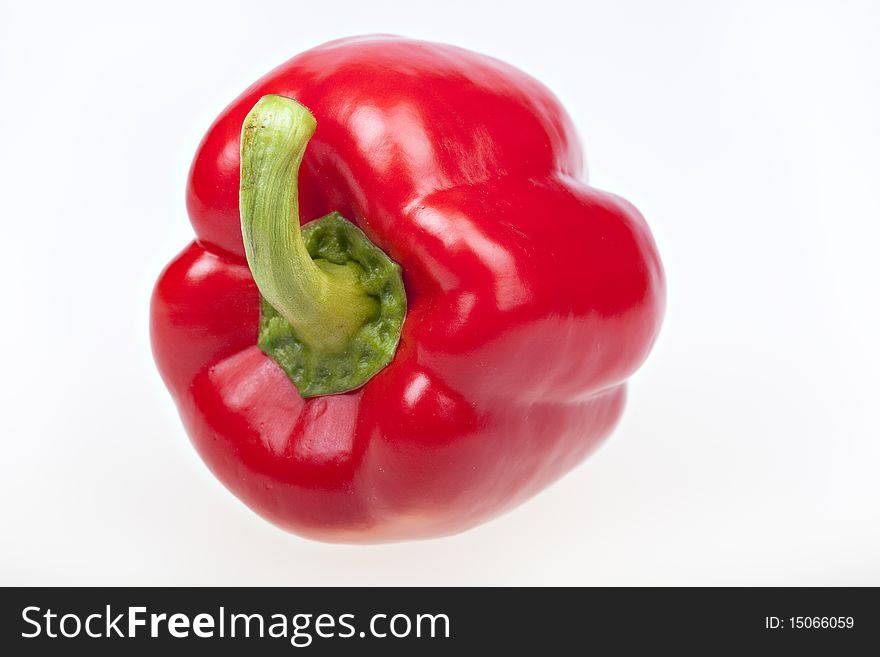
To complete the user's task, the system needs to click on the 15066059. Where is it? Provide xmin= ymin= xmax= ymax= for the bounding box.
xmin=790 ymin=617 xmax=854 ymax=630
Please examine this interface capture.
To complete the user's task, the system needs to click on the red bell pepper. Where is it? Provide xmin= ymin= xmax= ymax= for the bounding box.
xmin=151 ymin=36 xmax=665 ymax=542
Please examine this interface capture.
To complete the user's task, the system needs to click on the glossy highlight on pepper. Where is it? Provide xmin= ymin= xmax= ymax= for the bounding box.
xmin=150 ymin=36 xmax=665 ymax=542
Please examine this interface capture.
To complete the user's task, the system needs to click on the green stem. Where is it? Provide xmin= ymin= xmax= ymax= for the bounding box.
xmin=240 ymin=95 xmax=378 ymax=353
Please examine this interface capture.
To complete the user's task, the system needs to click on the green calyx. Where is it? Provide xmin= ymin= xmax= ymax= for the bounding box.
xmin=258 ymin=212 xmax=406 ymax=396
xmin=240 ymin=95 xmax=406 ymax=397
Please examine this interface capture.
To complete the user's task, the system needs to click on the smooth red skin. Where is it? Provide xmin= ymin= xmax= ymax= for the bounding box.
xmin=151 ymin=36 xmax=665 ymax=542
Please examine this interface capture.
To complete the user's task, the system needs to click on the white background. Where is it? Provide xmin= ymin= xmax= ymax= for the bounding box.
xmin=2 ymin=0 xmax=878 ymax=585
